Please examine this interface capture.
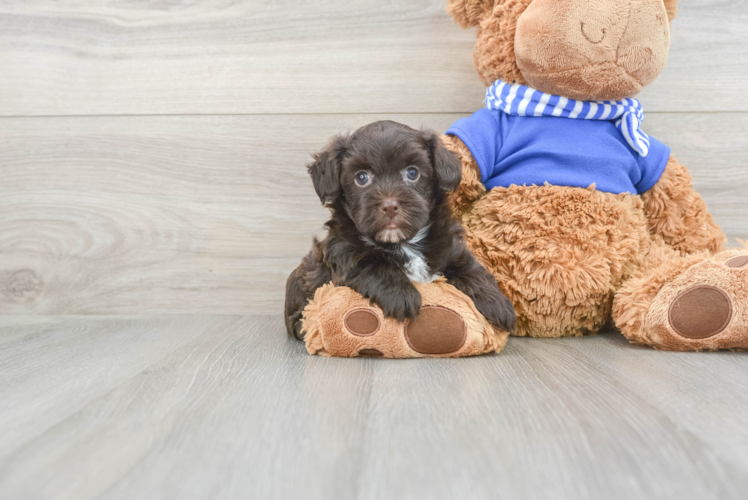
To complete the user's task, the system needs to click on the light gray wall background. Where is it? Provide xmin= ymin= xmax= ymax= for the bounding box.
xmin=1 ymin=0 xmax=746 ymax=315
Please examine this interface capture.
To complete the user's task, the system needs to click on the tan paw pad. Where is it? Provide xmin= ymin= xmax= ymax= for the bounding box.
xmin=726 ymin=255 xmax=748 ymax=268
xmin=358 ymin=348 xmax=384 ymax=357
xmin=668 ymin=285 xmax=733 ymax=340
xmin=344 ymin=309 xmax=380 ymax=336
xmin=404 ymin=306 xmax=467 ymax=354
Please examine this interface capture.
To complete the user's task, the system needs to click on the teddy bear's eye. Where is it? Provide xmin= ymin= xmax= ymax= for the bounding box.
xmin=354 ymin=170 xmax=371 ymax=187
xmin=404 ymin=166 xmax=420 ymax=181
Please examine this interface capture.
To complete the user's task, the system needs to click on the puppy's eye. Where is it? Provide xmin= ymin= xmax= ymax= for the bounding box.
xmin=404 ymin=166 xmax=420 ymax=181
xmin=354 ymin=170 xmax=371 ymax=187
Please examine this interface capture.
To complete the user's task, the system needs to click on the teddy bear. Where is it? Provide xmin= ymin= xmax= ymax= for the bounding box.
xmin=440 ymin=0 xmax=748 ymax=350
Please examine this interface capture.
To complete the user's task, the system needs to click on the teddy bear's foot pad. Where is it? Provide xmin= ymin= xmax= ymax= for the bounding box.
xmin=302 ymin=281 xmax=508 ymax=358
xmin=404 ymin=306 xmax=467 ymax=354
xmin=643 ymin=250 xmax=748 ymax=351
xmin=726 ymin=255 xmax=748 ymax=268
xmin=668 ymin=286 xmax=732 ymax=340
xmin=344 ymin=309 xmax=381 ymax=337
xmin=358 ymin=348 xmax=384 ymax=357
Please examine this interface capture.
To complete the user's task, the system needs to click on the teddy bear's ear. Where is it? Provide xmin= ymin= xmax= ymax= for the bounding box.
xmin=663 ymin=0 xmax=679 ymax=21
xmin=447 ymin=0 xmax=496 ymax=29
xmin=307 ymin=134 xmax=349 ymax=205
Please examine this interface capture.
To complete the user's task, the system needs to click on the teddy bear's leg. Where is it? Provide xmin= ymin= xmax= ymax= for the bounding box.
xmin=302 ymin=282 xmax=507 ymax=358
xmin=614 ymin=244 xmax=748 ymax=351
xmin=613 ymin=157 xmax=747 ymax=350
xmin=641 ymin=157 xmax=727 ymax=255
xmin=459 ymin=183 xmax=651 ymax=338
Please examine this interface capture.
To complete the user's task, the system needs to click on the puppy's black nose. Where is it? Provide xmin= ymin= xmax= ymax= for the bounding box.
xmin=380 ymin=199 xmax=400 ymax=218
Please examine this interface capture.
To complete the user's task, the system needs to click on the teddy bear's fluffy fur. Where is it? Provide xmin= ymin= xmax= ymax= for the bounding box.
xmin=445 ymin=138 xmax=727 ymax=339
xmin=443 ymin=0 xmax=748 ymax=350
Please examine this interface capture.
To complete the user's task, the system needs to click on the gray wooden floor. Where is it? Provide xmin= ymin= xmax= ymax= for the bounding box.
xmin=2 ymin=1 xmax=748 ymax=498
xmin=2 ymin=316 xmax=748 ymax=500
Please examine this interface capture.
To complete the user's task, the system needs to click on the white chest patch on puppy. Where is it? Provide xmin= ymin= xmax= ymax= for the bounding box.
xmin=399 ymin=226 xmax=440 ymax=284
xmin=400 ymin=244 xmax=439 ymax=283
xmin=360 ymin=225 xmax=440 ymax=284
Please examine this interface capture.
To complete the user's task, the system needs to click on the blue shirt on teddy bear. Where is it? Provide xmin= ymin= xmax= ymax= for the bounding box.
xmin=446 ymin=107 xmax=671 ymax=195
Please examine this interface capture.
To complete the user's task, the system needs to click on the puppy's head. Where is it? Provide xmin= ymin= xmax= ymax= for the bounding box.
xmin=308 ymin=121 xmax=461 ymax=244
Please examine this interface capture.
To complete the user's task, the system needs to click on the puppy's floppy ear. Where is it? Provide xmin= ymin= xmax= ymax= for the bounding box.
xmin=663 ymin=0 xmax=679 ymax=21
xmin=447 ymin=0 xmax=495 ymax=29
xmin=419 ymin=129 xmax=462 ymax=192
xmin=307 ymin=134 xmax=349 ymax=204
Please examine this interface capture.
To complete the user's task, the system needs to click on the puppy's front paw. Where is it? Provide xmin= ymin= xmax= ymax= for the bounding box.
xmin=473 ymin=288 xmax=516 ymax=333
xmin=285 ymin=310 xmax=306 ymax=340
xmin=371 ymin=285 xmax=422 ymax=322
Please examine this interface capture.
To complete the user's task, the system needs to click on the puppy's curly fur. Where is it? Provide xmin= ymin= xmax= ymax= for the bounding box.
xmin=285 ymin=121 xmax=515 ymax=340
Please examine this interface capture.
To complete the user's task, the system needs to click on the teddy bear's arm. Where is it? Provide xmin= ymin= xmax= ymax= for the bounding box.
xmin=641 ymin=156 xmax=727 ymax=255
xmin=442 ymin=135 xmax=486 ymax=218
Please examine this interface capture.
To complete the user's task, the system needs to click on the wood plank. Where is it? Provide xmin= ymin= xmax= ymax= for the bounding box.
xmin=0 ymin=315 xmax=241 ymax=458
xmin=1 ymin=315 xmax=748 ymax=499
xmin=1 ymin=113 xmax=746 ymax=315
xmin=0 ymin=0 xmax=746 ymax=116
xmin=638 ymin=0 xmax=748 ymax=112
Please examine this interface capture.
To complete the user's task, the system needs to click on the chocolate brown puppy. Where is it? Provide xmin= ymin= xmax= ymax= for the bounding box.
xmin=285 ymin=121 xmax=515 ymax=340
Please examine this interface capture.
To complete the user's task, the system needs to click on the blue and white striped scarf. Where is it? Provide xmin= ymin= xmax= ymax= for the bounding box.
xmin=486 ymin=80 xmax=651 ymax=157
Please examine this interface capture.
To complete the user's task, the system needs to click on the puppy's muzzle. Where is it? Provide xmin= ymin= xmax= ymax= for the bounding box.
xmin=380 ymin=199 xmax=400 ymax=218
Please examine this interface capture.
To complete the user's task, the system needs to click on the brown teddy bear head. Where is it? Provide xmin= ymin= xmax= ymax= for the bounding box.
xmin=448 ymin=0 xmax=679 ymax=100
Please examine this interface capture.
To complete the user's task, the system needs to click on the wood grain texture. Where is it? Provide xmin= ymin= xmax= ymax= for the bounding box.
xmin=638 ymin=0 xmax=748 ymax=112
xmin=1 ymin=315 xmax=748 ymax=500
xmin=0 ymin=0 xmax=746 ymax=116
xmin=1 ymin=113 xmax=746 ymax=315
